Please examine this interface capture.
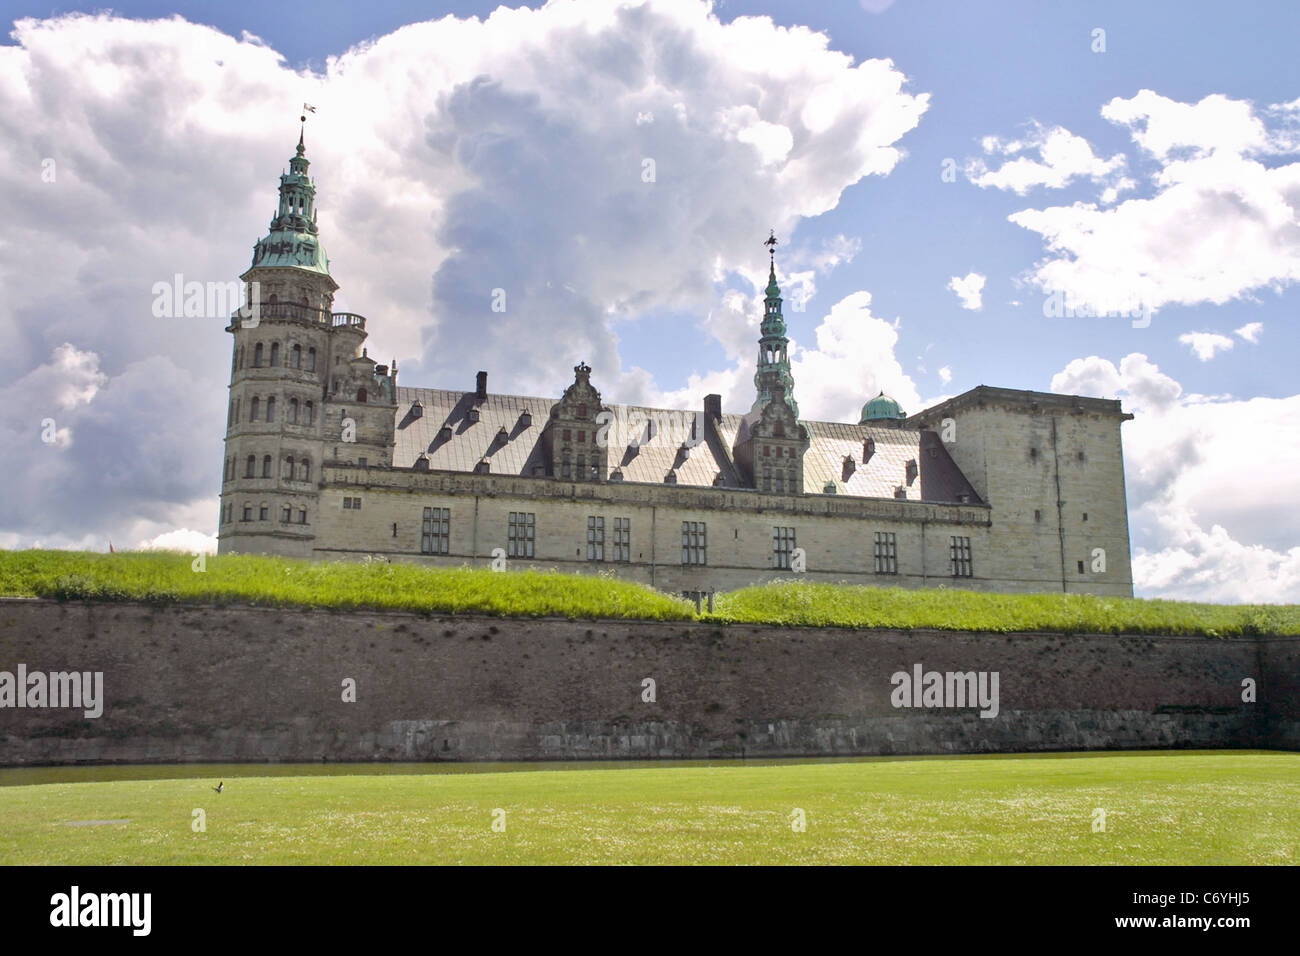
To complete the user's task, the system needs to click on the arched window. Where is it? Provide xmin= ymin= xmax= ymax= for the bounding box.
xmin=266 ymin=397 xmax=276 ymax=422
xmin=357 ymin=388 xmax=367 ymax=403
xmin=300 ymin=458 xmax=311 ymax=481
xmin=289 ymin=398 xmax=299 ymax=424
xmin=285 ymin=456 xmax=295 ymax=479
xmin=262 ymin=455 xmax=272 ymax=478
xmin=304 ymin=401 xmax=314 ymax=425
xmin=245 ymin=455 xmax=256 ymax=478
xmin=250 ymin=397 xmax=260 ymax=421
xmin=254 ymin=343 xmax=264 ymax=367
xmin=291 ymin=344 xmax=301 ymax=369
xmin=307 ymin=348 xmax=316 ymax=372
xmin=270 ymin=342 xmax=280 ymax=367
xmin=269 ymin=294 xmax=278 ymax=304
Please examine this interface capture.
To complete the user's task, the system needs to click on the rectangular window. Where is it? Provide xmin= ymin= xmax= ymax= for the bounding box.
xmin=587 ymin=515 xmax=605 ymax=561
xmin=508 ymin=512 xmax=535 ymax=558
xmin=342 ymin=497 xmax=361 ymax=510
xmin=282 ymin=505 xmax=291 ymax=523
xmin=298 ymin=509 xmax=307 ymax=524
xmin=873 ymin=531 xmax=898 ymax=575
xmin=258 ymin=505 xmax=268 ymax=521
xmin=613 ymin=517 xmax=630 ymax=562
xmin=242 ymin=505 xmax=251 ymax=522
xmin=773 ymin=526 xmax=796 ymax=569
xmin=681 ymin=521 xmax=707 ymax=565
xmin=421 ymin=506 xmax=450 ymax=555
xmin=949 ymin=535 xmax=973 ymax=578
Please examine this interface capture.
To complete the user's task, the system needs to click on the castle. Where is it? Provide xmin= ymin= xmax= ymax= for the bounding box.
xmin=218 ymin=135 xmax=1135 ymax=598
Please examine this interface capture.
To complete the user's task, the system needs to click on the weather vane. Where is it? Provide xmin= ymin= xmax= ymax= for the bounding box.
xmin=764 ymin=229 xmax=778 ymax=263
xmin=300 ymin=102 xmax=316 ymax=125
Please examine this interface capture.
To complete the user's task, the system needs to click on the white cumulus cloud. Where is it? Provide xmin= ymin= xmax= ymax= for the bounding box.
xmin=947 ymin=272 xmax=985 ymax=310
xmin=1178 ymin=332 xmax=1235 ymax=361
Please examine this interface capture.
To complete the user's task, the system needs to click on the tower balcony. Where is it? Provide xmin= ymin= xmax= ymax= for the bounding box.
xmin=229 ymin=301 xmax=366 ymax=330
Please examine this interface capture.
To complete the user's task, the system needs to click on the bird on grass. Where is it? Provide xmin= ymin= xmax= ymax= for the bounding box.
xmin=212 ymin=782 xmax=224 ymax=794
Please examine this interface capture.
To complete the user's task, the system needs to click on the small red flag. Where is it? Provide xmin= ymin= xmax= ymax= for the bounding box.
xmin=109 ymin=540 xmax=115 ymax=554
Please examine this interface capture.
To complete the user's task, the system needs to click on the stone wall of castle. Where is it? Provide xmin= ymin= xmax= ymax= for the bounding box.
xmin=1 ymin=599 xmax=1287 ymax=765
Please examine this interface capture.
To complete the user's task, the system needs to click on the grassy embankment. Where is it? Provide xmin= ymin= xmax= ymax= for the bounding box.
xmin=1 ymin=549 xmax=1297 ymax=636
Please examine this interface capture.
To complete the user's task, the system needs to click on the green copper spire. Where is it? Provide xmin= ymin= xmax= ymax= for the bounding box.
xmin=752 ymin=231 xmax=798 ymax=418
xmin=249 ymin=131 xmax=331 ymax=275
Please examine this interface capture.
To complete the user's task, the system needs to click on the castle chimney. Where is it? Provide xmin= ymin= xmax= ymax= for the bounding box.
xmin=476 ymin=370 xmax=488 ymax=399
xmin=704 ymin=393 xmax=722 ymax=420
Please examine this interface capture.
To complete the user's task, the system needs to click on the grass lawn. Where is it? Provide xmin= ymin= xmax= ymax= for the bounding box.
xmin=2 ymin=549 xmax=1297 ymax=636
xmin=0 ymin=752 xmax=1294 ymax=865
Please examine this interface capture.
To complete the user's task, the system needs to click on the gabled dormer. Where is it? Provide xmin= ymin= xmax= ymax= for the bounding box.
xmin=544 ymin=362 xmax=610 ymax=480
xmin=733 ymin=384 xmax=810 ymax=493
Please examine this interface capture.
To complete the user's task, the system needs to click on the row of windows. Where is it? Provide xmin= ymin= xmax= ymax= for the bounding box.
xmin=585 ymin=516 xmax=631 ymax=562
xmin=761 ymin=469 xmax=798 ymax=493
xmin=227 ymin=396 xmax=315 ymax=427
xmin=225 ymin=455 xmax=313 ymax=481
xmin=559 ymin=455 xmax=601 ymax=481
xmin=344 ymin=501 xmax=976 ymax=575
xmin=221 ymin=501 xmax=308 ymax=525
xmin=235 ymin=342 xmax=318 ymax=372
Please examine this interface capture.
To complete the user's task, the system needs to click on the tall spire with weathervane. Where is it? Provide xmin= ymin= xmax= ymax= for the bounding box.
xmin=248 ymin=113 xmax=331 ymax=276
xmin=752 ymin=230 xmax=798 ymax=418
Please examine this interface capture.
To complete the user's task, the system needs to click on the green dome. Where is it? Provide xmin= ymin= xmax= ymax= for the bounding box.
xmin=860 ymin=392 xmax=905 ymax=422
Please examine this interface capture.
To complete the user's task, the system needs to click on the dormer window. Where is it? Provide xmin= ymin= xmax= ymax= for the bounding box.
xmin=863 ymin=437 xmax=875 ymax=461
xmin=905 ymin=458 xmax=918 ymax=484
xmin=468 ymin=407 xmax=479 ymax=423
xmin=577 ymin=403 xmax=587 ymax=419
xmin=519 ymin=409 xmax=532 ymax=427
xmin=842 ymin=456 xmax=855 ymax=483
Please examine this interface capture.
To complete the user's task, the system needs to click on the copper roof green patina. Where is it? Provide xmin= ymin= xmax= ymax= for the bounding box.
xmin=752 ymin=236 xmax=798 ymax=418
xmin=249 ymin=132 xmax=331 ymax=275
xmin=860 ymin=392 xmax=906 ymax=422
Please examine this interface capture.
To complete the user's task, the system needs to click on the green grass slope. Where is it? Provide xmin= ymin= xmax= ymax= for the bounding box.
xmin=0 ymin=549 xmax=694 ymax=621
xmin=1 ymin=549 xmax=1297 ymax=635
xmin=708 ymin=579 xmax=1300 ymax=636
xmin=0 ymin=752 xmax=1293 ymax=865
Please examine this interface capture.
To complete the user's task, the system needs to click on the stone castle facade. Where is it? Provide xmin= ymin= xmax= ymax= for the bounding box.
xmin=218 ymin=137 xmax=1136 ymax=598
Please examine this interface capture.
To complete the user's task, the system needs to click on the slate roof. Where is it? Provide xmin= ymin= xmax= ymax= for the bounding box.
xmin=392 ymin=386 xmax=982 ymax=504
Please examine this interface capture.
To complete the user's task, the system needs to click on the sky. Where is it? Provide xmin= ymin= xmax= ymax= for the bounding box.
xmin=0 ymin=0 xmax=1296 ymax=602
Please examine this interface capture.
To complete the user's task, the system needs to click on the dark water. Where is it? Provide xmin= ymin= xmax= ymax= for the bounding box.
xmin=0 ymin=749 xmax=1212 ymax=787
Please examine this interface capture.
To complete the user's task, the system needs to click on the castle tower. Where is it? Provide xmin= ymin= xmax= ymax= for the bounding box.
xmin=218 ymin=129 xmax=382 ymax=556
xmin=751 ymin=232 xmax=798 ymax=418
xmin=734 ymin=234 xmax=809 ymax=491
